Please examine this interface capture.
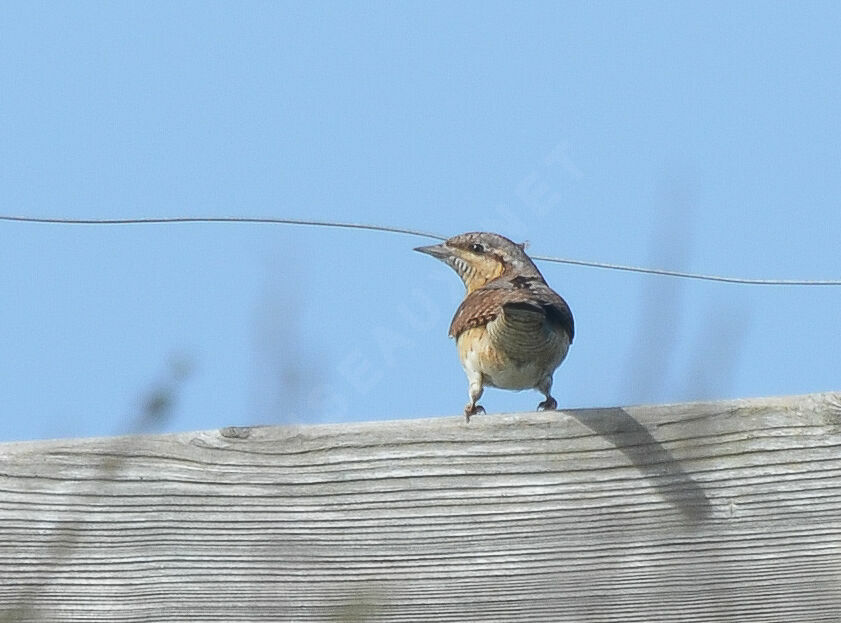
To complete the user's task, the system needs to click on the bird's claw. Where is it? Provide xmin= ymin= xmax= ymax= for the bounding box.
xmin=464 ymin=404 xmax=486 ymax=422
xmin=537 ymin=397 xmax=557 ymax=411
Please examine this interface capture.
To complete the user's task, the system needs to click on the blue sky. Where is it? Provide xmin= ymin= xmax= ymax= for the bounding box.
xmin=1 ymin=1 xmax=839 ymax=441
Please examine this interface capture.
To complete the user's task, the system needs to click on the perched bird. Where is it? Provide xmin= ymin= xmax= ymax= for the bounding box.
xmin=415 ymin=232 xmax=574 ymax=421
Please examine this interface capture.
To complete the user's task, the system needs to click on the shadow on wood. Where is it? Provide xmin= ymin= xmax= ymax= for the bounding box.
xmin=568 ymin=407 xmax=712 ymax=522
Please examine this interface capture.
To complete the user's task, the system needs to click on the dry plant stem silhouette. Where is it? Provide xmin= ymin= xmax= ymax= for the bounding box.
xmin=683 ymin=302 xmax=751 ymax=401
xmin=1 ymin=356 xmax=190 ymax=620
xmin=252 ymin=257 xmax=319 ymax=424
xmin=1 ymin=456 xmax=110 ymax=620
xmin=624 ymin=188 xmax=695 ymax=404
xmin=133 ymin=354 xmax=195 ymax=432
xmin=623 ymin=187 xmax=751 ymax=407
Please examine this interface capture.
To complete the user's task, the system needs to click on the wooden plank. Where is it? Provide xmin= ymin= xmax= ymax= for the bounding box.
xmin=1 ymin=392 xmax=841 ymax=622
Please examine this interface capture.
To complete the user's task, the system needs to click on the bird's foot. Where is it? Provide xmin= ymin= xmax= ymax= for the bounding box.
xmin=537 ymin=397 xmax=557 ymax=411
xmin=464 ymin=403 xmax=486 ymax=422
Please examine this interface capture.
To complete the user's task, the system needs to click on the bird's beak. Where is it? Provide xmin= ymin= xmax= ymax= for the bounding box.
xmin=414 ymin=243 xmax=451 ymax=261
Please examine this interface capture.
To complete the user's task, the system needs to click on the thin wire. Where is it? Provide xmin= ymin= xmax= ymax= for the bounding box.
xmin=530 ymin=254 xmax=841 ymax=286
xmin=1 ymin=214 xmax=839 ymax=286
xmin=0 ymin=215 xmax=447 ymax=242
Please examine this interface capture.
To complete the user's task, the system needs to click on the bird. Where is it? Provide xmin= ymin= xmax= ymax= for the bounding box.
xmin=415 ymin=232 xmax=574 ymax=421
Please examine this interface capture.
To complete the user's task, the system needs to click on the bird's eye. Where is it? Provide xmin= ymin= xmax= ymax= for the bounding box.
xmin=469 ymin=243 xmax=485 ymax=254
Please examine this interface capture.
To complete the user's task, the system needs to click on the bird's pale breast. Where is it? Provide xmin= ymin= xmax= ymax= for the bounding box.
xmin=457 ymin=318 xmax=570 ymax=390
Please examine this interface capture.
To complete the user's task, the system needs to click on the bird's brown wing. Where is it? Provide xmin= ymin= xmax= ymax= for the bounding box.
xmin=449 ymin=276 xmax=574 ymax=342
xmin=449 ymin=287 xmax=509 ymax=338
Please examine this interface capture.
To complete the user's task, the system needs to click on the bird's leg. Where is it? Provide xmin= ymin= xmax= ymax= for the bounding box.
xmin=536 ymin=376 xmax=557 ymax=411
xmin=464 ymin=403 xmax=486 ymax=421
xmin=464 ymin=373 xmax=485 ymax=422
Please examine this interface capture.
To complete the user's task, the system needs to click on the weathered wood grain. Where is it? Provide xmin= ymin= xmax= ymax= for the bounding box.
xmin=1 ymin=392 xmax=841 ymax=622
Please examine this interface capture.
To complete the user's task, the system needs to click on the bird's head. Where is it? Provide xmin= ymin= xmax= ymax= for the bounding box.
xmin=415 ymin=232 xmax=542 ymax=293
